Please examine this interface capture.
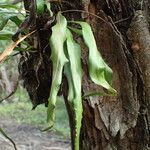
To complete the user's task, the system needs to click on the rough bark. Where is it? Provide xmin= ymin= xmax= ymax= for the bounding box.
xmin=18 ymin=0 xmax=150 ymax=149
xmin=61 ymin=0 xmax=150 ymax=149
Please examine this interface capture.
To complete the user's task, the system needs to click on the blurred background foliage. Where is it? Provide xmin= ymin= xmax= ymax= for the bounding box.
xmin=0 ymin=0 xmax=70 ymax=138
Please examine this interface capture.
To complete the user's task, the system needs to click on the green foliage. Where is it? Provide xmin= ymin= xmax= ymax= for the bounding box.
xmin=64 ymin=29 xmax=82 ymax=150
xmin=74 ymin=22 xmax=116 ymax=94
xmin=47 ymin=13 xmax=68 ymax=127
xmin=46 ymin=12 xmax=116 ymax=150
xmin=0 ymin=30 xmax=14 ymax=40
xmin=0 ymin=6 xmax=22 ymax=30
xmin=0 ymin=1 xmax=116 ymax=149
xmin=0 ymin=3 xmax=23 ymax=54
xmin=0 ymin=4 xmax=20 ymax=10
xmin=36 ymin=0 xmax=45 ymax=15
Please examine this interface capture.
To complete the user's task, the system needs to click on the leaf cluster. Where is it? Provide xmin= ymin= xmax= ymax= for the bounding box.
xmin=47 ymin=12 xmax=116 ymax=150
xmin=0 ymin=1 xmax=116 ymax=150
xmin=0 ymin=3 xmax=22 ymax=40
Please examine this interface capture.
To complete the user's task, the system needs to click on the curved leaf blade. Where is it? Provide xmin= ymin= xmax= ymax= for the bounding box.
xmin=64 ymin=29 xmax=82 ymax=150
xmin=0 ymin=30 xmax=36 ymax=63
xmin=65 ymin=29 xmax=82 ymax=99
xmin=74 ymin=22 xmax=116 ymax=94
xmin=47 ymin=13 xmax=68 ymax=126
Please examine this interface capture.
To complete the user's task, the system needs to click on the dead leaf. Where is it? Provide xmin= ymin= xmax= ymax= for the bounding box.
xmin=0 ymin=30 xmax=36 ymax=63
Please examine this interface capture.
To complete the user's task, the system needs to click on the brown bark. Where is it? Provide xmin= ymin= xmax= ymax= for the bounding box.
xmin=61 ymin=0 xmax=150 ymax=149
xmin=18 ymin=0 xmax=150 ymax=149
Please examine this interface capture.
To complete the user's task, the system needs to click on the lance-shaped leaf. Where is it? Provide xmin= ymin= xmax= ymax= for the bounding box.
xmin=64 ymin=29 xmax=82 ymax=150
xmin=47 ymin=13 xmax=68 ymax=127
xmin=65 ymin=29 xmax=82 ymax=100
xmin=74 ymin=22 xmax=116 ymax=94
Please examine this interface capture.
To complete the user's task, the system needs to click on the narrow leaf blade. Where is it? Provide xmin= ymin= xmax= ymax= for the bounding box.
xmin=0 ymin=30 xmax=35 ymax=63
xmin=47 ymin=13 xmax=68 ymax=126
xmin=64 ymin=29 xmax=82 ymax=150
xmin=74 ymin=22 xmax=116 ymax=93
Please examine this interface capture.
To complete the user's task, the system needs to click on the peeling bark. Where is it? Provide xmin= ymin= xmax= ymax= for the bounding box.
xmin=128 ymin=11 xmax=150 ymax=147
xmin=18 ymin=0 xmax=150 ymax=149
xmin=128 ymin=10 xmax=150 ymax=102
xmin=61 ymin=0 xmax=150 ymax=149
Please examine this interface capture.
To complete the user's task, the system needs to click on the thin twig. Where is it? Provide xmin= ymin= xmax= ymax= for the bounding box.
xmin=61 ymin=9 xmax=109 ymax=25
xmin=0 ymin=128 xmax=17 ymax=150
xmin=114 ymin=17 xmax=130 ymax=24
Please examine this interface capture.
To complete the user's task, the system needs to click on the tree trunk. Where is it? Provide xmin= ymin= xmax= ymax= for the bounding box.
xmin=19 ymin=0 xmax=150 ymax=149
xmin=61 ymin=0 xmax=150 ymax=149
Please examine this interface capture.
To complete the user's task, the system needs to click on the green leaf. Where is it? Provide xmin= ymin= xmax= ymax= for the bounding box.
xmin=0 ymin=30 xmax=14 ymax=40
xmin=73 ymin=22 xmax=116 ymax=94
xmin=65 ymin=29 xmax=82 ymax=100
xmin=47 ymin=12 xmax=68 ymax=127
xmin=10 ymin=16 xmax=22 ymax=26
xmin=64 ymin=29 xmax=82 ymax=150
xmin=0 ymin=4 xmax=20 ymax=10
xmin=68 ymin=26 xmax=82 ymax=36
xmin=0 ymin=13 xmax=10 ymax=30
xmin=36 ymin=0 xmax=45 ymax=15
xmin=0 ymin=9 xmax=21 ymax=30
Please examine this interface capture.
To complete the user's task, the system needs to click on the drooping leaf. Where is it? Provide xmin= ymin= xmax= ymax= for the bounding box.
xmin=64 ymin=61 xmax=74 ymax=104
xmin=65 ymin=29 xmax=82 ymax=100
xmin=64 ymin=29 xmax=82 ymax=150
xmin=74 ymin=22 xmax=116 ymax=94
xmin=0 ymin=30 xmax=36 ymax=63
xmin=47 ymin=12 xmax=68 ymax=127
